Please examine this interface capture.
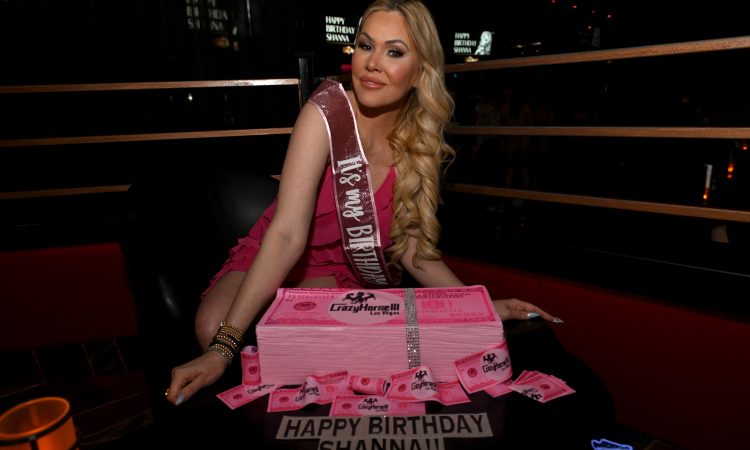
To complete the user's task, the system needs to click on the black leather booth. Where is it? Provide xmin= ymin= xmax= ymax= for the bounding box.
xmin=120 ymin=162 xmax=279 ymax=417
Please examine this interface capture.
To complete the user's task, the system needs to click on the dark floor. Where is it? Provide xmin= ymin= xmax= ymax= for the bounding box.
xmin=0 ymin=337 xmax=687 ymax=450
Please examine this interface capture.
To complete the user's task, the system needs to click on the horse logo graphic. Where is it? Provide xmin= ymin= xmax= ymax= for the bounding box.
xmin=483 ymin=353 xmax=497 ymax=364
xmin=344 ymin=292 xmax=375 ymax=304
xmin=414 ymin=370 xmax=428 ymax=381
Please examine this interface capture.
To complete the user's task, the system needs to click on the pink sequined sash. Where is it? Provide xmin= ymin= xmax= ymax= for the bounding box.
xmin=308 ymin=80 xmax=399 ymax=288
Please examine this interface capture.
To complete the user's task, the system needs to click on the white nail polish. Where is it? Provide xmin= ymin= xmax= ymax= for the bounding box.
xmin=526 ymin=312 xmax=540 ymax=319
xmin=176 ymin=394 xmax=185 ymax=406
xmin=553 ymin=317 xmax=564 ymax=324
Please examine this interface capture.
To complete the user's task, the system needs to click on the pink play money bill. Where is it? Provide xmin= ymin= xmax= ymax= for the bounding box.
xmin=454 ymin=342 xmax=512 ymax=393
xmin=386 ymin=366 xmax=469 ymax=405
xmin=259 ymin=287 xmax=499 ymax=327
xmin=241 ymin=345 xmax=261 ymax=386
xmin=217 ymin=383 xmax=277 ymax=410
xmin=348 ymin=375 xmax=390 ymax=396
xmin=268 ymin=371 xmax=353 ymax=412
xmin=509 ymin=370 xmax=576 ymax=403
xmin=330 ymin=395 xmax=426 ymax=416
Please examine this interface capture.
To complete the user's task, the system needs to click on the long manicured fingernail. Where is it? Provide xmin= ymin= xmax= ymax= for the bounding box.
xmin=552 ymin=317 xmax=564 ymax=324
xmin=176 ymin=394 xmax=185 ymax=406
xmin=526 ymin=312 xmax=540 ymax=319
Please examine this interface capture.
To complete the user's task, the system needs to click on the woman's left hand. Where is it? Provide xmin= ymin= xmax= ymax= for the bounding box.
xmin=492 ymin=298 xmax=562 ymax=323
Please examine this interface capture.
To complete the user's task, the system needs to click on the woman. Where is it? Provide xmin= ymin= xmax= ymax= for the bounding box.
xmin=475 ymin=31 xmax=493 ymax=56
xmin=167 ymin=0 xmax=558 ymax=406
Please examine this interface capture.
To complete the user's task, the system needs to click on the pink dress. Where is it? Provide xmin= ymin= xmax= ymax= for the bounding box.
xmin=203 ymin=164 xmax=396 ymax=296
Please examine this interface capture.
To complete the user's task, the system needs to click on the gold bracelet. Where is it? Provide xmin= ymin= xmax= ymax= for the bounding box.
xmin=220 ymin=321 xmax=245 ymax=338
xmin=216 ymin=328 xmax=242 ymax=342
xmin=216 ymin=327 xmax=242 ymax=342
xmin=216 ymin=328 xmax=243 ymax=348
xmin=212 ymin=334 xmax=240 ymax=353
xmin=208 ymin=342 xmax=236 ymax=362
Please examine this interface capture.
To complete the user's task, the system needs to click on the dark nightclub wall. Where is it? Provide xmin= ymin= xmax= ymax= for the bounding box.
xmin=2 ymin=0 xmax=747 ymax=84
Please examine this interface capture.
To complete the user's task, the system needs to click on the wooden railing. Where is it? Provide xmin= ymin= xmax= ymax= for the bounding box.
xmin=2 ymin=36 xmax=748 ymax=226
xmin=443 ymin=36 xmax=750 ymax=223
xmin=0 ymin=78 xmax=301 ymax=200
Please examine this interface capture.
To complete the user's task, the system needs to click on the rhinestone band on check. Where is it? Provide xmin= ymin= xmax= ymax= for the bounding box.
xmin=404 ymin=288 xmax=421 ymax=368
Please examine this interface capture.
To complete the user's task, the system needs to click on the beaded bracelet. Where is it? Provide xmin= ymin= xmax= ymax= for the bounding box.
xmin=207 ymin=341 xmax=236 ymax=362
xmin=212 ymin=334 xmax=240 ymax=354
xmin=219 ymin=321 xmax=245 ymax=340
xmin=207 ymin=321 xmax=245 ymax=363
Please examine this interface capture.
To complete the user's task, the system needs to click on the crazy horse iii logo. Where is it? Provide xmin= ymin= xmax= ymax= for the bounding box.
xmin=327 ymin=290 xmax=401 ymax=325
xmin=328 ymin=291 xmax=399 ymax=316
xmin=358 ymin=396 xmax=389 ymax=412
xmin=410 ymin=369 xmax=437 ymax=392
xmin=482 ymin=351 xmax=510 ymax=374
xmin=294 ymin=382 xmax=320 ymax=402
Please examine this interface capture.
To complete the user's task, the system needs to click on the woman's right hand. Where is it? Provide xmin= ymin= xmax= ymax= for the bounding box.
xmin=166 ymin=350 xmax=231 ymax=405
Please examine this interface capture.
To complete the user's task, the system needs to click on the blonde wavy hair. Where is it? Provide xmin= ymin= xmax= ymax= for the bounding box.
xmin=357 ymin=0 xmax=455 ymax=270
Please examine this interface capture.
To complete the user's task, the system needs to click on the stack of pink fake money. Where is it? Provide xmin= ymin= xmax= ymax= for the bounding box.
xmin=256 ymin=285 xmax=504 ymax=386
